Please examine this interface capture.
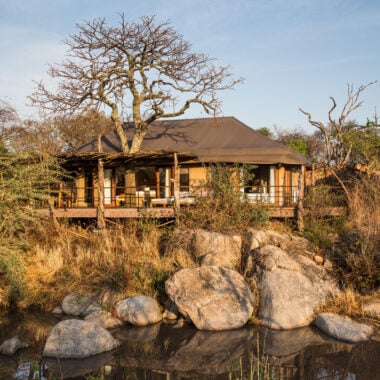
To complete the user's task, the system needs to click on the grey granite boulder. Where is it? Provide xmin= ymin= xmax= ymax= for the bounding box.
xmin=192 ymin=230 xmax=242 ymax=269
xmin=314 ymin=313 xmax=374 ymax=342
xmin=165 ymin=266 xmax=255 ymax=330
xmin=43 ymin=319 xmax=120 ymax=358
xmin=114 ymin=295 xmax=162 ymax=326
xmin=252 ymin=245 xmax=339 ymax=329
xmin=61 ymin=293 xmax=94 ymax=316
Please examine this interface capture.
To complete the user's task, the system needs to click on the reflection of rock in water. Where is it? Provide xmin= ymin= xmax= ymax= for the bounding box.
xmin=115 ymin=322 xmax=161 ymax=342
xmin=44 ymin=351 xmax=113 ymax=379
xmin=115 ymin=323 xmax=257 ymax=375
xmin=258 ymin=325 xmax=325 ymax=358
xmin=165 ymin=326 xmax=257 ymax=373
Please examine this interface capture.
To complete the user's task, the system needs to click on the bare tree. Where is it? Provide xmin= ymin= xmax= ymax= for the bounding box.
xmin=299 ymin=82 xmax=377 ymax=200
xmin=30 ymin=14 xmax=243 ymax=154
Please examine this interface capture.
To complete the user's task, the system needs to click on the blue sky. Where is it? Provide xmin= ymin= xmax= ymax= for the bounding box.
xmin=0 ymin=0 xmax=379 ymax=134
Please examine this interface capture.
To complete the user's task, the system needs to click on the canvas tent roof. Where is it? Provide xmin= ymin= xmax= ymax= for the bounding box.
xmin=77 ymin=117 xmax=308 ymax=165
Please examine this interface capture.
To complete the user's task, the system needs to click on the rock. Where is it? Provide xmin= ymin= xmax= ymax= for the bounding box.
xmin=313 ymin=255 xmax=324 ymax=265
xmin=192 ymin=230 xmax=241 ymax=269
xmin=323 ymin=259 xmax=334 ymax=269
xmin=0 ymin=336 xmax=28 ymax=356
xmin=246 ymin=229 xmax=310 ymax=255
xmin=314 ymin=313 xmax=374 ymax=342
xmin=43 ymin=319 xmax=120 ymax=358
xmin=252 ymin=245 xmax=339 ymax=329
xmin=84 ymin=311 xmax=123 ymax=329
xmin=52 ymin=306 xmax=63 ymax=315
xmin=163 ymin=300 xmax=180 ymax=320
xmin=362 ymin=301 xmax=380 ymax=317
xmin=165 ymin=266 xmax=255 ymax=330
xmin=114 ymin=296 xmax=162 ymax=326
xmin=61 ymin=293 xmax=93 ymax=316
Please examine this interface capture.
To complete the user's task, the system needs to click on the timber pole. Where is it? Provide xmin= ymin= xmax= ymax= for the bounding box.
xmin=297 ymin=165 xmax=305 ymax=233
xmin=97 ymin=135 xmax=106 ymax=230
xmin=173 ymin=153 xmax=180 ymax=224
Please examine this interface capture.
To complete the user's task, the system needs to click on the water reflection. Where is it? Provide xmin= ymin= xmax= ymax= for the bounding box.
xmin=0 ymin=311 xmax=379 ymax=379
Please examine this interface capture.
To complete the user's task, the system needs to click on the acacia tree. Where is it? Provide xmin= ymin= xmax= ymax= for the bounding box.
xmin=30 ymin=14 xmax=243 ymax=154
xmin=299 ymin=82 xmax=378 ymax=201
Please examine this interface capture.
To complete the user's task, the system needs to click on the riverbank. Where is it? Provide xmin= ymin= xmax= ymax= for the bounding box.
xmin=1 ymin=309 xmax=379 ymax=379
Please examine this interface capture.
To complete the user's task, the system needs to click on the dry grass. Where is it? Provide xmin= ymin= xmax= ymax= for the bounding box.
xmin=15 ymin=221 xmax=191 ymax=310
xmin=318 ymin=288 xmax=380 ymax=329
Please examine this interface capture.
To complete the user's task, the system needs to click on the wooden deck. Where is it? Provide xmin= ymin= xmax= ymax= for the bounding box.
xmin=38 ymin=206 xmax=301 ymax=219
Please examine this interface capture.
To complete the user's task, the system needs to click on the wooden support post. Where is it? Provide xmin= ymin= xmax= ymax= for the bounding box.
xmin=96 ymin=135 xmax=106 ymax=230
xmin=297 ymin=165 xmax=305 ymax=233
xmin=155 ymin=168 xmax=160 ymax=198
xmin=125 ymin=170 xmax=136 ymax=207
xmin=97 ymin=158 xmax=106 ymax=230
xmin=173 ymin=153 xmax=180 ymax=223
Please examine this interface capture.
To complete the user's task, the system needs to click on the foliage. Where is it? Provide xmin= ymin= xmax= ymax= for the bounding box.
xmin=255 ymin=127 xmax=274 ymax=138
xmin=180 ymin=164 xmax=268 ymax=232
xmin=275 ymin=128 xmax=325 ymax=162
xmin=30 ymin=14 xmax=243 ymax=154
xmin=0 ymin=149 xmax=65 ymax=306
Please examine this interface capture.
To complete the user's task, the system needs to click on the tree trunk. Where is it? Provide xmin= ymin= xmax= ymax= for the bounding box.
xmin=111 ymin=105 xmax=130 ymax=154
xmin=129 ymin=132 xmax=146 ymax=154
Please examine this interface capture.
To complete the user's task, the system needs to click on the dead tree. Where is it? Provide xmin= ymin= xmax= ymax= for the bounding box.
xmin=30 ymin=14 xmax=243 ymax=155
xmin=299 ymin=81 xmax=377 ymax=203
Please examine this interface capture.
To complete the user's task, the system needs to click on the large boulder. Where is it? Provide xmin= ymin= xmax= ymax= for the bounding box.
xmin=165 ymin=266 xmax=255 ymax=330
xmin=251 ymin=245 xmax=339 ymax=329
xmin=114 ymin=295 xmax=162 ymax=326
xmin=43 ymin=319 xmax=120 ymax=358
xmin=314 ymin=313 xmax=374 ymax=342
xmin=192 ymin=230 xmax=242 ymax=270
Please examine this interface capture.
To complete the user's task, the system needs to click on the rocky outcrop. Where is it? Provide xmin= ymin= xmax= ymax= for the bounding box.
xmin=165 ymin=266 xmax=255 ymax=330
xmin=0 ymin=336 xmax=28 ymax=356
xmin=255 ymin=246 xmax=339 ymax=329
xmin=246 ymin=235 xmax=339 ymax=329
xmin=192 ymin=230 xmax=242 ymax=269
xmin=43 ymin=319 xmax=120 ymax=358
xmin=115 ymin=295 xmax=162 ymax=326
xmin=314 ymin=313 xmax=374 ymax=342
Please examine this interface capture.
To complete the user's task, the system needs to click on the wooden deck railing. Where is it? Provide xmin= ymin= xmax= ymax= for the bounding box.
xmin=53 ymin=184 xmax=301 ymax=209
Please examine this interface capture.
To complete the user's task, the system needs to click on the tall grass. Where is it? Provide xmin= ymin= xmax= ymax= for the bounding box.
xmin=5 ymin=221 xmax=183 ymax=310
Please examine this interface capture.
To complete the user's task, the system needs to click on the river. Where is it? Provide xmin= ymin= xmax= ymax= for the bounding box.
xmin=0 ymin=310 xmax=379 ymax=379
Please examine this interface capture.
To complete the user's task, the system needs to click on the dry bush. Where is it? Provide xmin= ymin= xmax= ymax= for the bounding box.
xmin=349 ymin=175 xmax=379 ymax=254
xmin=342 ymin=175 xmax=380 ymax=291
xmin=318 ymin=288 xmax=380 ymax=328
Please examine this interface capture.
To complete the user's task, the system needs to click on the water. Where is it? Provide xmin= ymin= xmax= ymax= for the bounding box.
xmin=0 ymin=310 xmax=379 ymax=379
